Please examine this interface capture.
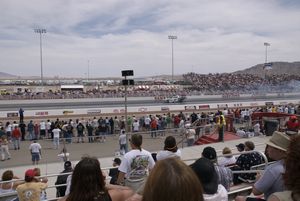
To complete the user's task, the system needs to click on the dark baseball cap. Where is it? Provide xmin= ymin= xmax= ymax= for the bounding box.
xmin=202 ymin=147 xmax=217 ymax=160
xmin=236 ymin=143 xmax=245 ymax=150
xmin=113 ymin=158 xmax=121 ymax=165
xmin=64 ymin=161 xmax=72 ymax=169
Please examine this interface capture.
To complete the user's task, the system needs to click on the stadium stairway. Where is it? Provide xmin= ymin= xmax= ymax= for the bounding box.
xmin=195 ymin=132 xmax=241 ymax=145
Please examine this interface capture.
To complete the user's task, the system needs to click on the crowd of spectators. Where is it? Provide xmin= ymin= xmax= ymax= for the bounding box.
xmin=183 ymin=72 xmax=300 ymax=94
xmin=1 ymin=73 xmax=300 ymax=100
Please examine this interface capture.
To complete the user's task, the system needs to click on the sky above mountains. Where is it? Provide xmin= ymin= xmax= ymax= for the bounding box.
xmin=0 ymin=0 xmax=300 ymax=78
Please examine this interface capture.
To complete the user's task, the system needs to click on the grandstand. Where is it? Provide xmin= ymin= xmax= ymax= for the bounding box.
xmin=0 ymin=134 xmax=270 ymax=201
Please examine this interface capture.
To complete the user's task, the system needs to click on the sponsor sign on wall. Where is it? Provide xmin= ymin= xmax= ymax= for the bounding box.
xmin=161 ymin=107 xmax=170 ymax=111
xmin=7 ymin=112 xmax=18 ymax=117
xmin=217 ymin=104 xmax=228 ymax=108
xmin=113 ymin=109 xmax=120 ymax=113
xmin=63 ymin=110 xmax=74 ymax=115
xmin=184 ymin=106 xmax=196 ymax=110
xmin=87 ymin=110 xmax=102 ymax=115
xmin=35 ymin=111 xmax=49 ymax=116
xmin=199 ymin=105 xmax=210 ymax=109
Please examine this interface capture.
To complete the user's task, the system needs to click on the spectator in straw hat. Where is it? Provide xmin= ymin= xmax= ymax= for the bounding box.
xmin=235 ymin=131 xmax=291 ymax=201
xmin=268 ymin=135 xmax=300 ymax=201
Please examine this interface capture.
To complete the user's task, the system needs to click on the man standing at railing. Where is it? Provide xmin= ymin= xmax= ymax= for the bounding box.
xmin=216 ymin=112 xmax=226 ymax=142
xmin=235 ymin=131 xmax=291 ymax=201
xmin=55 ymin=161 xmax=73 ymax=197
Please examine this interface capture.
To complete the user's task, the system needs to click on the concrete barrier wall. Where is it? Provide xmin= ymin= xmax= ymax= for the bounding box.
xmin=0 ymin=98 xmax=298 ymax=118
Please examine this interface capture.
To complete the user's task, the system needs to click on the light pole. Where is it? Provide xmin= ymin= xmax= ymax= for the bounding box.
xmin=121 ymin=70 xmax=134 ymax=151
xmin=87 ymin=60 xmax=90 ymax=81
xmin=168 ymin=35 xmax=177 ymax=82
xmin=263 ymin=42 xmax=271 ymax=79
xmin=34 ymin=28 xmax=46 ymax=85
xmin=264 ymin=42 xmax=270 ymax=64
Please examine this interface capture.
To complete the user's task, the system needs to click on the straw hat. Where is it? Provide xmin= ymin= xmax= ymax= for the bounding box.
xmin=266 ymin=131 xmax=290 ymax=152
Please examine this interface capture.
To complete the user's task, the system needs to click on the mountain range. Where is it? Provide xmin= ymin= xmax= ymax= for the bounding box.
xmin=0 ymin=61 xmax=299 ymax=79
xmin=233 ymin=61 xmax=300 ymax=76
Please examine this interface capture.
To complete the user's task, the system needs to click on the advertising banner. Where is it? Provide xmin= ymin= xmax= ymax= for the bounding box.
xmin=62 ymin=110 xmax=74 ymax=115
xmin=87 ymin=110 xmax=102 ymax=115
xmin=184 ymin=106 xmax=196 ymax=110
xmin=161 ymin=107 xmax=170 ymax=111
xmin=199 ymin=105 xmax=210 ymax=109
xmin=35 ymin=111 xmax=49 ymax=116
xmin=7 ymin=112 xmax=18 ymax=117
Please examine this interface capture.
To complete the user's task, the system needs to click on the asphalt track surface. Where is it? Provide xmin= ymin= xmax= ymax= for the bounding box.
xmin=0 ymin=94 xmax=299 ymax=111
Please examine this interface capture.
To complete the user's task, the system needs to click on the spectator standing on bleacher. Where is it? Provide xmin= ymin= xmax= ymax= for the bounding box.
xmin=268 ymin=135 xmax=300 ymax=201
xmin=55 ymin=161 xmax=73 ymax=197
xmin=117 ymin=134 xmax=155 ymax=192
xmin=235 ymin=131 xmax=291 ymax=201
xmin=202 ymin=146 xmax=233 ymax=191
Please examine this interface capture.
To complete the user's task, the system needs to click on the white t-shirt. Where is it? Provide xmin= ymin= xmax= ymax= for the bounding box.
xmin=132 ymin=122 xmax=139 ymax=131
xmin=46 ymin=122 xmax=51 ymax=130
xmin=156 ymin=149 xmax=181 ymax=161
xmin=29 ymin=142 xmax=41 ymax=153
xmin=218 ymin=156 xmax=237 ymax=167
xmin=253 ymin=123 xmax=260 ymax=133
xmin=6 ymin=124 xmax=12 ymax=132
xmin=203 ymin=184 xmax=228 ymax=201
xmin=118 ymin=149 xmax=155 ymax=180
xmin=40 ymin=122 xmax=46 ymax=130
xmin=144 ymin=117 xmax=151 ymax=125
xmin=119 ymin=134 xmax=127 ymax=145
xmin=52 ymin=128 xmax=61 ymax=138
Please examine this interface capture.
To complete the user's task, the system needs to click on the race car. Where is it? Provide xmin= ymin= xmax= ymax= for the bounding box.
xmin=164 ymin=95 xmax=186 ymax=103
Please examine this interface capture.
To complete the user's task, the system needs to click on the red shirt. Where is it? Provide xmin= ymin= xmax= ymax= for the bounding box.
xmin=12 ymin=128 xmax=21 ymax=138
xmin=286 ymin=120 xmax=299 ymax=131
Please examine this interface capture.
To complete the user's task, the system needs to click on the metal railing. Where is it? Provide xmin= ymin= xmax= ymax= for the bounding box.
xmin=0 ymin=148 xmax=269 ymax=201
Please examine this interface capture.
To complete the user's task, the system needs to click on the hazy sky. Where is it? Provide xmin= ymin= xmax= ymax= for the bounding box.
xmin=0 ymin=0 xmax=300 ymax=78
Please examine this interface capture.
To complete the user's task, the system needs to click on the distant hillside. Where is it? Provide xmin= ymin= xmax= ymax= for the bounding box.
xmin=0 ymin=72 xmax=17 ymax=78
xmin=234 ymin=61 xmax=300 ymax=77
